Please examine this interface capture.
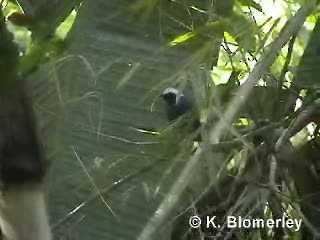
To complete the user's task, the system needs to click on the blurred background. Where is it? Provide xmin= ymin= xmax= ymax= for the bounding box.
xmin=1 ymin=0 xmax=320 ymax=239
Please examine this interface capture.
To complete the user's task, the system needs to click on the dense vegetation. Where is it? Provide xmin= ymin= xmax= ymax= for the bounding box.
xmin=1 ymin=0 xmax=320 ymax=239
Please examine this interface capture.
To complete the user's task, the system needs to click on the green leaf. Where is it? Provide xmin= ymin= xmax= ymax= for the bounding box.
xmin=225 ymin=11 xmax=257 ymax=51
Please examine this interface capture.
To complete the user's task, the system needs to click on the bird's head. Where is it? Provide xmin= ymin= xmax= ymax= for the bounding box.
xmin=161 ymin=87 xmax=183 ymax=106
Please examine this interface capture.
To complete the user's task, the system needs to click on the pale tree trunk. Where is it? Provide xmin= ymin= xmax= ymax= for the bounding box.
xmin=0 ymin=186 xmax=51 ymax=240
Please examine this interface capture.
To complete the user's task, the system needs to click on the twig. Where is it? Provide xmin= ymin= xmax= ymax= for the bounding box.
xmin=52 ymin=156 xmax=168 ymax=230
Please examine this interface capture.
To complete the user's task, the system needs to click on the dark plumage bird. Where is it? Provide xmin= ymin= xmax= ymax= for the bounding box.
xmin=161 ymin=88 xmax=192 ymax=121
xmin=161 ymin=87 xmax=201 ymax=131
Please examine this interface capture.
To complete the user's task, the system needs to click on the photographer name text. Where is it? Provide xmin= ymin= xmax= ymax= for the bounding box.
xmin=189 ymin=215 xmax=302 ymax=231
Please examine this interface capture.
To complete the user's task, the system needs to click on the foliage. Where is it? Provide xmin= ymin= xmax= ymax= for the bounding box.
xmin=2 ymin=0 xmax=320 ymax=239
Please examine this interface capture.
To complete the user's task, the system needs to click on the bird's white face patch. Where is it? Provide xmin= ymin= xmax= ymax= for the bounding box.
xmin=162 ymin=87 xmax=179 ymax=96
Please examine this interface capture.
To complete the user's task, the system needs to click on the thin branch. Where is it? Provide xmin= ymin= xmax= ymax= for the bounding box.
xmin=274 ymin=35 xmax=296 ymax=120
xmin=52 ymin=156 xmax=168 ymax=230
xmin=279 ymin=35 xmax=296 ymax=87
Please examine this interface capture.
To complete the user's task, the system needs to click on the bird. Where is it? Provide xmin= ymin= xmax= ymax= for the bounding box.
xmin=161 ymin=87 xmax=201 ymax=136
xmin=161 ymin=88 xmax=193 ymax=121
xmin=131 ymin=88 xmax=200 ymax=139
